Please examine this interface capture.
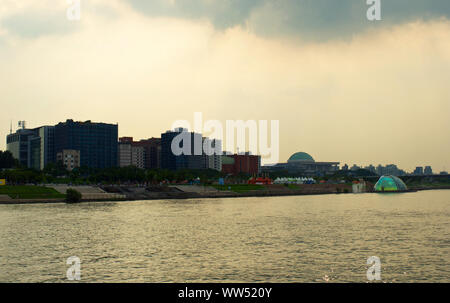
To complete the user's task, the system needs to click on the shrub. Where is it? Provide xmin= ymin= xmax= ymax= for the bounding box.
xmin=66 ymin=188 xmax=82 ymax=203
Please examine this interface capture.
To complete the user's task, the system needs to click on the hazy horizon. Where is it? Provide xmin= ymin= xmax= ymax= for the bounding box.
xmin=1 ymin=0 xmax=449 ymax=172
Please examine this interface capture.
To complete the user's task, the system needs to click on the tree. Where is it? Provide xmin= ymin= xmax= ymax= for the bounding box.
xmin=66 ymin=188 xmax=82 ymax=203
xmin=0 ymin=150 xmax=19 ymax=169
xmin=43 ymin=161 xmax=68 ymax=177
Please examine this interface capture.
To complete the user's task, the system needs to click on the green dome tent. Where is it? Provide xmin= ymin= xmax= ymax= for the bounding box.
xmin=374 ymin=175 xmax=408 ymax=192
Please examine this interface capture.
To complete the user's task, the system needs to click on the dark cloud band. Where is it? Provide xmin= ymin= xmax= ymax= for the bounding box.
xmin=124 ymin=0 xmax=450 ymax=40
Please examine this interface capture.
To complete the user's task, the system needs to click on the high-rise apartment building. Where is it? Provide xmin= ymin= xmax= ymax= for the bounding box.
xmin=118 ymin=137 xmax=145 ymax=169
xmin=134 ymin=138 xmax=161 ymax=169
xmin=203 ymin=138 xmax=222 ymax=171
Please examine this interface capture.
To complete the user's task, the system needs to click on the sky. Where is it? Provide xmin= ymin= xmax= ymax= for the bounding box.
xmin=0 ymin=0 xmax=449 ymax=171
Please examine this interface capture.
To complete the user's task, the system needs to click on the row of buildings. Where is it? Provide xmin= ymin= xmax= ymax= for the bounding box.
xmin=6 ymin=120 xmax=118 ymax=171
xmin=10 ymin=119 xmax=441 ymax=177
xmin=118 ymin=128 xmax=261 ymax=175
xmin=6 ymin=120 xmax=261 ymax=175
xmin=342 ymin=163 xmax=444 ymax=176
xmin=118 ymin=129 xmax=226 ymax=172
xmin=342 ymin=164 xmax=407 ymax=176
xmin=412 ymin=166 xmax=433 ymax=176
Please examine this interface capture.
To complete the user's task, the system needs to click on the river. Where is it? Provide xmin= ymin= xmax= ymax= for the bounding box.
xmin=0 ymin=190 xmax=449 ymax=282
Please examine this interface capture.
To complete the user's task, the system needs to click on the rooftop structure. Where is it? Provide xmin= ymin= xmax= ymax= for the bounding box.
xmin=262 ymin=152 xmax=339 ymax=177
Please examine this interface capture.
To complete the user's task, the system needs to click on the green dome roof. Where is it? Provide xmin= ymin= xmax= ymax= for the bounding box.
xmin=374 ymin=176 xmax=408 ymax=192
xmin=288 ymin=152 xmax=315 ymax=162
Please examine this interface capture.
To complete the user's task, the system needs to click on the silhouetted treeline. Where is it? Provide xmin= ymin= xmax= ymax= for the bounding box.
xmin=0 ymin=150 xmax=19 ymax=169
xmin=0 ymin=164 xmax=238 ymax=185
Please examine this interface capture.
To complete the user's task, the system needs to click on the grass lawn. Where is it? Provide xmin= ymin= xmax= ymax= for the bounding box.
xmin=0 ymin=185 xmax=66 ymax=199
xmin=212 ymin=184 xmax=266 ymax=193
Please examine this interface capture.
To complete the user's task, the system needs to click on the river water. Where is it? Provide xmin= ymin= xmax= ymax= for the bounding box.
xmin=0 ymin=190 xmax=449 ymax=282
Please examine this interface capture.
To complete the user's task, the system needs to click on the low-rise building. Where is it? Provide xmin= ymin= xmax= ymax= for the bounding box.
xmin=57 ymin=149 xmax=80 ymax=171
xmin=222 ymin=152 xmax=260 ymax=175
xmin=262 ymin=152 xmax=339 ymax=177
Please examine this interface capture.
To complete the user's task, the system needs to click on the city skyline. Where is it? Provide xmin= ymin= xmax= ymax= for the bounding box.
xmin=1 ymin=1 xmax=449 ymax=172
xmin=4 ymin=117 xmax=444 ymax=176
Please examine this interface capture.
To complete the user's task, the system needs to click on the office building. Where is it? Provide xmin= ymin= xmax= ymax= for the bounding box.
xmin=6 ymin=125 xmax=55 ymax=170
xmin=6 ymin=128 xmax=39 ymax=168
xmin=161 ymin=129 xmax=183 ymax=170
xmin=54 ymin=120 xmax=118 ymax=169
xmin=161 ymin=128 xmax=221 ymax=171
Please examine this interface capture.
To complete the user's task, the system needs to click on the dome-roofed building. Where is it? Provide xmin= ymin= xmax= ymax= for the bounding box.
xmin=374 ymin=175 xmax=408 ymax=192
xmin=262 ymin=151 xmax=339 ymax=177
xmin=288 ymin=152 xmax=315 ymax=163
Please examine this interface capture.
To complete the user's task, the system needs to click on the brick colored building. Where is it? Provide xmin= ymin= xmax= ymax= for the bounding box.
xmin=222 ymin=153 xmax=261 ymax=175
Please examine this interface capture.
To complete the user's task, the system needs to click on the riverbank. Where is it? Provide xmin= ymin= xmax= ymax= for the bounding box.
xmin=1 ymin=184 xmax=449 ymax=205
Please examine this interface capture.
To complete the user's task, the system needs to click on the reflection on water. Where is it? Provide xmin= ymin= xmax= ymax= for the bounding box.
xmin=0 ymin=190 xmax=449 ymax=282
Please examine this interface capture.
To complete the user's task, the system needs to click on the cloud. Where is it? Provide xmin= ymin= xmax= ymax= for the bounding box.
xmin=1 ymin=10 xmax=76 ymax=38
xmin=124 ymin=0 xmax=450 ymax=40
xmin=124 ymin=0 xmax=262 ymax=29
xmin=2 ymin=0 xmax=450 ymax=40
xmin=0 ymin=0 xmax=120 ymax=39
xmin=0 ymin=1 xmax=449 ymax=169
xmin=0 ymin=11 xmax=449 ymax=169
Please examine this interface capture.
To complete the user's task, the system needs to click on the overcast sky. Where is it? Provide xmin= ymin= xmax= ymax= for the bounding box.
xmin=0 ymin=0 xmax=449 ymax=171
